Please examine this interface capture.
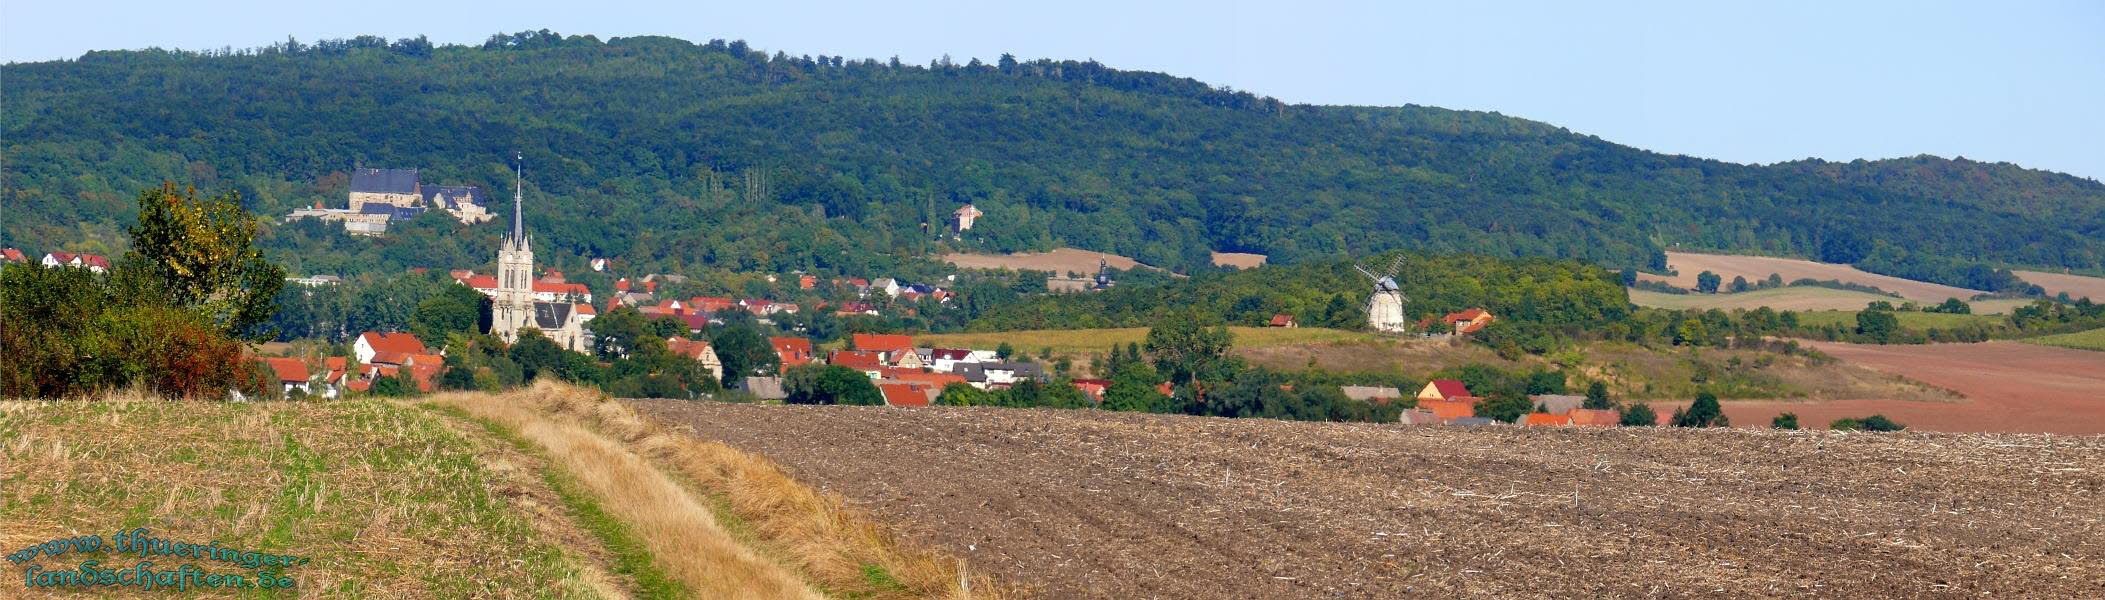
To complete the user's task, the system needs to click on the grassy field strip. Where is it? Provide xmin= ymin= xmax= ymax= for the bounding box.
xmin=2023 ymin=327 xmax=2105 ymax=351
xmin=428 ymin=388 xmax=822 ymax=600
xmin=0 ymin=395 xmax=608 ymax=598
xmin=522 ymin=382 xmax=1005 ymax=600
xmin=919 ymin=326 xmax=1374 ymax=356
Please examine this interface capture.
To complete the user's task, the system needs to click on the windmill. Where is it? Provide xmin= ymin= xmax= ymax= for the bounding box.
xmin=1353 ymin=254 xmax=1410 ymax=333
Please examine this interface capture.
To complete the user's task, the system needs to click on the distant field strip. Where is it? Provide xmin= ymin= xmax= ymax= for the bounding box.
xmin=1628 ymin=286 xmax=1901 ymax=311
xmin=1656 ymin=252 xmax=1986 ymax=303
xmin=924 ymin=326 xmax=1376 ymax=356
xmin=2025 ymin=328 xmax=2105 ymax=352
xmin=941 ymin=247 xmax=1148 ymax=274
xmin=1789 ymin=309 xmax=2002 ymax=330
xmin=2015 ymin=270 xmax=2105 ymax=302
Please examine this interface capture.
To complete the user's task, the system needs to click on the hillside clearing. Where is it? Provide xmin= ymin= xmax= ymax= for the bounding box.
xmin=940 ymin=248 xmax=1152 ymax=276
xmin=2023 ymin=327 xmax=2105 ymax=352
xmin=1647 ymin=252 xmax=1985 ymax=303
xmin=1209 ymin=251 xmax=1267 ymax=268
xmin=921 ymin=326 xmax=1376 ymax=357
xmin=633 ymin=400 xmax=2105 ymax=599
xmin=2015 ymin=269 xmax=2105 ymax=302
xmin=0 ymin=395 xmax=617 ymax=598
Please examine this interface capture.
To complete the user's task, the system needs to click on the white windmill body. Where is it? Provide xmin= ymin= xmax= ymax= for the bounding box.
xmin=1354 ymin=256 xmax=1410 ymax=333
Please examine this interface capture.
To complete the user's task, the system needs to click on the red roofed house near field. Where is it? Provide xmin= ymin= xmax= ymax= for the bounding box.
xmin=879 ymin=382 xmax=937 ymax=407
xmin=851 ymin=333 xmax=923 ymax=368
xmin=1 ymin=248 xmax=27 ymax=264
xmin=1267 ymin=314 xmax=1297 ymax=328
xmin=1441 ymin=308 xmax=1496 ymax=335
xmin=829 ymin=350 xmax=887 ymax=375
xmin=771 ymin=337 xmax=815 ymax=367
xmin=355 ymin=332 xmax=427 ymax=365
xmin=1417 ymin=379 xmax=1472 ymax=403
xmin=261 ymin=358 xmax=312 ymax=397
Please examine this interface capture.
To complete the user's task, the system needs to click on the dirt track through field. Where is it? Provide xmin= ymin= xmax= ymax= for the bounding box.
xmin=632 ymin=400 xmax=2105 ymax=599
xmin=1713 ymin=341 xmax=2105 ymax=434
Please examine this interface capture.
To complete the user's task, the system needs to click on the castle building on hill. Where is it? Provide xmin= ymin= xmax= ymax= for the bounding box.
xmin=288 ymin=167 xmax=494 ymax=235
xmin=489 ymin=159 xmax=588 ymax=351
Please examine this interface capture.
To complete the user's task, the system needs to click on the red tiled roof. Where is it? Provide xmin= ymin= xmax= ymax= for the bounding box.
xmin=262 ymin=358 xmax=308 ymax=383
xmin=878 ymin=383 xmax=935 ymax=407
xmin=1426 ymin=379 xmax=1470 ymax=400
xmin=404 ymin=353 xmax=445 ymax=367
xmin=371 ymin=351 xmax=409 ymax=366
xmin=458 ymin=274 xmax=497 ymax=288
xmin=1268 ymin=314 xmax=1295 ymax=327
xmin=798 ymin=275 xmax=817 ymax=289
xmin=666 ymin=337 xmax=715 ymax=361
xmin=771 ymin=337 xmax=814 ymax=366
xmin=1072 ymin=379 xmax=1110 ymax=401
xmin=1 ymin=248 xmax=26 ymax=263
xmin=1524 ymin=413 xmax=1572 ymax=426
xmin=852 ymin=333 xmax=915 ymax=355
xmin=691 ymin=297 xmax=737 ymax=312
xmin=408 ymin=364 xmax=441 ymax=393
xmin=615 ymin=279 xmax=631 ymax=292
xmin=536 ymin=280 xmax=590 ymax=296
xmin=360 ymin=331 xmax=427 ymax=357
xmin=1418 ymin=400 xmax=1476 ymax=420
xmin=930 ymin=348 xmax=973 ymax=361
xmin=324 ymin=356 xmax=347 ymax=371
xmin=1568 ymin=409 xmax=1620 ymax=427
xmin=829 ymin=350 xmax=886 ymax=370
xmin=574 ymin=303 xmax=597 ymax=315
xmin=886 ymin=371 xmax=967 ymax=388
xmin=1458 ymin=320 xmax=1490 ymax=334
xmin=1443 ymin=308 xmax=1490 ymax=323
xmin=76 ymin=254 xmax=110 ymax=268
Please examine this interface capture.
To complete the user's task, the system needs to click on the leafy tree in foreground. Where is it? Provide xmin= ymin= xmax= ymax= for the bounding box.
xmin=784 ymin=364 xmax=883 ymax=405
xmin=126 ymin=184 xmax=286 ymax=340
xmin=711 ymin=324 xmax=779 ymax=389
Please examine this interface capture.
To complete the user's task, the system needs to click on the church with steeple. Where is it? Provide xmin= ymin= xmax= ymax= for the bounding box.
xmin=489 ymin=156 xmax=589 ymax=351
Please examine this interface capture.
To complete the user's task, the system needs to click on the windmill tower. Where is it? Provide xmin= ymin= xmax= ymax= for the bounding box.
xmin=1353 ymin=255 xmax=1410 ymax=333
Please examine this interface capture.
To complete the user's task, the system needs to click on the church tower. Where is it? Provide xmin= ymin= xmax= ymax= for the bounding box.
xmin=492 ymin=155 xmax=536 ymax=342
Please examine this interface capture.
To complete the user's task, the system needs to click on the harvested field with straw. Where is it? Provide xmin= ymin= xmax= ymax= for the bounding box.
xmin=941 ymin=248 xmax=1151 ymax=275
xmin=1644 ymin=252 xmax=1985 ymax=303
xmin=634 ymin=400 xmax=2105 ymax=599
xmin=2016 ymin=270 xmax=2105 ymax=302
xmin=0 ymin=395 xmax=614 ymax=598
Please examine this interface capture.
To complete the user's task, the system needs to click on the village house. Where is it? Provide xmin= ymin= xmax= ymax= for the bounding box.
xmin=664 ymin=337 xmax=724 ymax=382
xmin=41 ymin=252 xmax=111 ymax=273
xmin=2 ymin=248 xmax=28 ymax=264
xmin=1441 ymin=308 xmax=1496 ymax=335
xmin=953 ymin=204 xmax=983 ymax=232
xmin=288 ymin=167 xmax=493 ymax=235
xmin=850 ymin=333 xmax=922 ymax=367
xmin=926 ymin=348 xmax=993 ymax=372
xmin=354 ymin=332 xmax=426 ymax=365
xmin=1397 ymin=408 xmax=1441 ymax=425
xmin=828 ymin=350 xmax=888 ymax=377
xmin=287 ymin=275 xmax=343 ymax=286
xmin=955 ymin=362 xmax=1046 ymax=390
xmin=1417 ymin=379 xmax=1473 ymax=403
xmin=1523 ymin=413 xmax=1573 ymax=426
xmin=770 ymin=337 xmax=815 ymax=367
xmin=1416 ymin=399 xmax=1478 ymax=422
xmin=879 ymin=382 xmax=939 ymax=407
xmin=1267 ymin=314 xmax=1298 ymax=328
xmin=261 ymin=358 xmax=312 ymax=397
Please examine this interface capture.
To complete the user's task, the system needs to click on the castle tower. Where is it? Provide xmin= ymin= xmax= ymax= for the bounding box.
xmin=491 ymin=155 xmax=537 ymax=342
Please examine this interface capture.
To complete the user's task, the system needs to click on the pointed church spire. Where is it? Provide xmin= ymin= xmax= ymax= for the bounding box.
xmin=511 ymin=152 xmax=526 ymax=246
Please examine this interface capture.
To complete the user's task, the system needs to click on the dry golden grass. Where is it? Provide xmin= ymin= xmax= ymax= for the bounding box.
xmin=428 ymin=385 xmax=821 ymax=600
xmin=0 ymin=391 xmax=607 ymax=598
xmin=505 ymin=381 xmax=1007 ymax=600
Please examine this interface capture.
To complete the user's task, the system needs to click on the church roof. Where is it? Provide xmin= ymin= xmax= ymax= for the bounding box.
xmin=531 ymin=302 xmax=573 ymax=330
xmin=351 ymin=168 xmax=419 ymax=194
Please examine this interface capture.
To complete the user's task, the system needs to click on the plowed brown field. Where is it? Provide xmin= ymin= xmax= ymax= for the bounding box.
xmin=1709 ymin=340 xmax=2105 ymax=434
xmin=630 ymin=400 xmax=2105 ymax=599
xmin=2015 ymin=270 xmax=2105 ymax=302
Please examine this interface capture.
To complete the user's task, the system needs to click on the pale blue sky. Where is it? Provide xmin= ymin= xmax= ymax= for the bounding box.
xmin=5 ymin=1 xmax=2101 ymax=179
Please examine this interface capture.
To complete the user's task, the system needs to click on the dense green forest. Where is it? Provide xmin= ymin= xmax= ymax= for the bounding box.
xmin=6 ymin=31 xmax=2103 ymax=280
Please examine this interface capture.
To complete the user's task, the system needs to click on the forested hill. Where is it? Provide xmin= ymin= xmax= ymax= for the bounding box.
xmin=5 ymin=31 xmax=2101 ymax=278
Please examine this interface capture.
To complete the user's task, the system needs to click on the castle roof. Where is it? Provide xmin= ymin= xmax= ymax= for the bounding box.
xmin=350 ymin=168 xmax=419 ymax=195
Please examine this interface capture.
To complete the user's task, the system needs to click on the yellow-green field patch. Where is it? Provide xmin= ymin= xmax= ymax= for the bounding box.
xmin=1790 ymin=310 xmax=2002 ymax=330
xmin=2023 ymin=328 xmax=2105 ymax=352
